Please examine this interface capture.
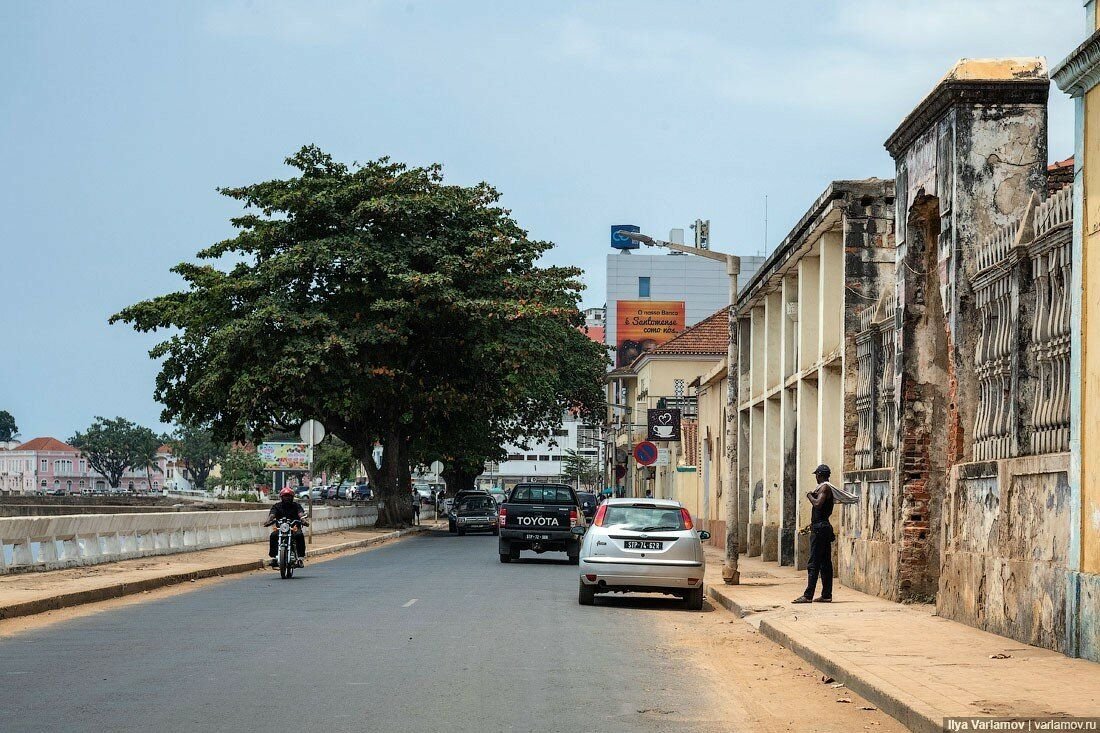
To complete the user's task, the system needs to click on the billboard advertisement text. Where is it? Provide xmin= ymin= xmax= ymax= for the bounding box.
xmin=259 ymin=442 xmax=309 ymax=471
xmin=615 ymin=300 xmax=685 ymax=367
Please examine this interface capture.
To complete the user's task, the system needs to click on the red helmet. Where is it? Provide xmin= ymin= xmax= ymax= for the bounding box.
xmin=279 ymin=487 xmax=295 ymax=498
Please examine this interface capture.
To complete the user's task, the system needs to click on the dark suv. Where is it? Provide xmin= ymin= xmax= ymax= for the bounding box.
xmin=497 ymin=483 xmax=583 ymax=564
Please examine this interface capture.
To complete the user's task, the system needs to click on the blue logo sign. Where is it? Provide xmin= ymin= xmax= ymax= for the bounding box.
xmin=611 ymin=225 xmax=640 ymax=250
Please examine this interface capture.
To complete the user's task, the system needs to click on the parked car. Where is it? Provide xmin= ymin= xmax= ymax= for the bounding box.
xmin=497 ymin=483 xmax=583 ymax=564
xmin=577 ymin=491 xmax=598 ymax=520
xmin=574 ymin=498 xmax=710 ymax=610
xmin=447 ymin=490 xmax=491 ymax=533
xmin=296 ymin=487 xmax=312 ymax=500
xmin=336 ymin=482 xmax=352 ymax=500
xmin=453 ymin=494 xmax=499 ymax=536
xmin=414 ymin=485 xmax=432 ymax=504
xmin=309 ymin=486 xmax=325 ymax=502
xmin=325 ymin=484 xmax=338 ymax=500
xmin=351 ymin=484 xmax=371 ymax=501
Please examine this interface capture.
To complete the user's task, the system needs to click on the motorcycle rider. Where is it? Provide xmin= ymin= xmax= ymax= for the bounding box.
xmin=265 ymin=487 xmax=309 ymax=567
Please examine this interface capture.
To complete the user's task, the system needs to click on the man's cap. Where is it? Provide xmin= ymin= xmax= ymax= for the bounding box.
xmin=812 ymin=464 xmax=831 ymax=476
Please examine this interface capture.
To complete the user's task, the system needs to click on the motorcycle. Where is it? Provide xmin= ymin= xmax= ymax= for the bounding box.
xmin=266 ymin=518 xmax=305 ymax=579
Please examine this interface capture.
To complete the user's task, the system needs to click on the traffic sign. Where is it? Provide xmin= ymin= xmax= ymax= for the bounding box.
xmin=299 ymin=420 xmax=325 ymax=446
xmin=633 ymin=440 xmax=658 ymax=466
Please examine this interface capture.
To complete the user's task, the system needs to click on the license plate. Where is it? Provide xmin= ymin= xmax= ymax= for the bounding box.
xmin=624 ymin=540 xmax=663 ymax=550
xmin=525 ymin=533 xmax=550 ymax=541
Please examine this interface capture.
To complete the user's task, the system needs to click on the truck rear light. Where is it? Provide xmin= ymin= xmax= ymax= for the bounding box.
xmin=592 ymin=504 xmax=607 ymax=527
xmin=569 ymin=508 xmax=578 ymax=528
xmin=498 ymin=507 xmax=507 ymax=526
xmin=680 ymin=508 xmax=694 ymax=530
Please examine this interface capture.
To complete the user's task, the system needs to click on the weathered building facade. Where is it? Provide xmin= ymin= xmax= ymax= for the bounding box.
xmin=719 ymin=57 xmax=1098 ymax=662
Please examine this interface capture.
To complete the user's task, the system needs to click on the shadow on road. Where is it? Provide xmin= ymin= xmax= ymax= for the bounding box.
xmin=590 ymin=595 xmax=715 ymax=613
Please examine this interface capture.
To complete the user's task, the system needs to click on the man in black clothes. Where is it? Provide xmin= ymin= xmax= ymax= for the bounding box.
xmin=266 ymin=487 xmax=309 ymax=567
xmin=792 ymin=464 xmax=835 ymax=604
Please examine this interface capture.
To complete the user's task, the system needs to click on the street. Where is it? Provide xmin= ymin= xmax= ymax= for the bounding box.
xmin=0 ymin=531 xmax=900 ymax=733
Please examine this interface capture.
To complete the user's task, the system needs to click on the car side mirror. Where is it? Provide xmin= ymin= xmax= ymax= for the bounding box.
xmin=698 ymin=530 xmax=711 ymax=541
xmin=570 ymin=526 xmax=586 ymax=536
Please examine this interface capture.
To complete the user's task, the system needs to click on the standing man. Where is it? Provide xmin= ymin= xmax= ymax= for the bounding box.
xmin=410 ymin=488 xmax=421 ymax=525
xmin=793 ymin=464 xmax=835 ymax=604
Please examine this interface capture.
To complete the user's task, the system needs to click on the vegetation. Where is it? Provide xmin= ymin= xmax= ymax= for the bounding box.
xmin=214 ymin=446 xmax=265 ymax=494
xmin=0 ymin=410 xmax=17 ymax=442
xmin=69 ymin=416 xmax=161 ymax=489
xmin=113 ymin=147 xmax=606 ymax=526
xmin=168 ymin=423 xmax=226 ymax=490
xmin=561 ymin=449 xmax=601 ymax=491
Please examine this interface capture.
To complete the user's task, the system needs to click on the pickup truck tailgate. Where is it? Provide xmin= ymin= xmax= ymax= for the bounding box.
xmin=503 ymin=504 xmax=572 ymax=531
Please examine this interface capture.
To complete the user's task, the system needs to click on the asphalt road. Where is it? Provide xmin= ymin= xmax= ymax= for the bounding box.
xmin=0 ymin=529 xmax=731 ymax=733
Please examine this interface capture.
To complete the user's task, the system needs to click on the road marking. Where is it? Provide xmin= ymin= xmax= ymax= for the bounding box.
xmin=403 ymin=598 xmax=418 ymax=607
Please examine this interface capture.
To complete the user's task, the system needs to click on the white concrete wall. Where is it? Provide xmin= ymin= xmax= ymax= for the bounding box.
xmin=0 ymin=505 xmax=377 ymax=574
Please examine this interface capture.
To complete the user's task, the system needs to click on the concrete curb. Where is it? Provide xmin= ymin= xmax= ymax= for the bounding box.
xmin=706 ymin=584 xmax=942 ymax=733
xmin=0 ymin=525 xmax=429 ymax=621
xmin=758 ymin=619 xmax=944 ymax=733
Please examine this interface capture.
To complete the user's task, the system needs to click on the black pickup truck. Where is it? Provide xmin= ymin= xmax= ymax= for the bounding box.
xmin=497 ymin=483 xmax=583 ymax=564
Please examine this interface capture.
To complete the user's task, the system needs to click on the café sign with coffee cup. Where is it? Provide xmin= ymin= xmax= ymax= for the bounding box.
xmin=647 ymin=408 xmax=681 ymax=442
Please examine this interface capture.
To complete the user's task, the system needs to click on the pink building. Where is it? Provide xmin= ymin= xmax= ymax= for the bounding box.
xmin=0 ymin=437 xmax=177 ymax=495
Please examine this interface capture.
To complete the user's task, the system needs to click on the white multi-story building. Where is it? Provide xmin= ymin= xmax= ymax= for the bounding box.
xmin=477 ymin=413 xmax=602 ymax=492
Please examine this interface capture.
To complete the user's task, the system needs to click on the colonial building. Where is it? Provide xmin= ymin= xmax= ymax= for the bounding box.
xmin=710 ymin=57 xmax=1098 ymax=663
xmin=0 ymin=437 xmax=186 ymax=494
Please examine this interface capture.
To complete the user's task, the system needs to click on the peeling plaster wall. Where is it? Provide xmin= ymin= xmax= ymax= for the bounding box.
xmin=940 ymin=455 xmax=1071 ymax=652
xmin=839 ymin=470 xmax=899 ymax=599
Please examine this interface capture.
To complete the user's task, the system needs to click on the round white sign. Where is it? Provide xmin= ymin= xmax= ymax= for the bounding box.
xmin=299 ymin=419 xmax=326 ymax=446
xmin=429 ymin=460 xmax=444 ymax=475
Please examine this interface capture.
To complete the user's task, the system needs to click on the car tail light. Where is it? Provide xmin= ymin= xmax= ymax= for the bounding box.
xmin=680 ymin=508 xmax=694 ymax=530
xmin=585 ymin=574 xmax=597 ymax=582
xmin=688 ymin=578 xmax=700 ymax=585
xmin=569 ymin=508 xmax=579 ymax=528
xmin=592 ymin=504 xmax=607 ymax=527
xmin=498 ymin=507 xmax=507 ymax=526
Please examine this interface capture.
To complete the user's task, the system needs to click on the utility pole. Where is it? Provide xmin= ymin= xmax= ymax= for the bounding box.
xmin=616 ymin=230 xmax=741 ymax=584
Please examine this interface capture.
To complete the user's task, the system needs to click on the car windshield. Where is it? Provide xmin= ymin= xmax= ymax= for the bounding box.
xmin=509 ymin=486 xmax=574 ymax=504
xmin=458 ymin=497 xmax=494 ymax=511
xmin=601 ymin=505 xmax=686 ymax=532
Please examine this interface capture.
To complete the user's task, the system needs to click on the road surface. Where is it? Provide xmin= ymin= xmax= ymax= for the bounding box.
xmin=0 ymin=529 xmax=902 ymax=732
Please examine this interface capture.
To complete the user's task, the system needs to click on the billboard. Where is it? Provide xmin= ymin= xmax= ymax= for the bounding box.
xmin=611 ymin=225 xmax=641 ymax=250
xmin=615 ymin=300 xmax=685 ymax=366
xmin=258 ymin=442 xmax=309 ymax=471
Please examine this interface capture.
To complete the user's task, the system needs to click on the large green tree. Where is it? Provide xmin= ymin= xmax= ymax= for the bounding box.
xmin=112 ymin=147 xmax=606 ymax=526
xmin=312 ymin=436 xmax=361 ymax=482
xmin=216 ymin=446 xmax=264 ymax=493
xmin=169 ymin=423 xmax=226 ymax=490
xmin=70 ymin=416 xmax=161 ymax=489
xmin=0 ymin=410 xmax=18 ymax=442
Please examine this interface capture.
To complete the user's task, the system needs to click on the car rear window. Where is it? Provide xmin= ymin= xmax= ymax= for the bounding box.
xmin=458 ymin=497 xmax=494 ymax=510
xmin=600 ymin=505 xmax=686 ymax=531
xmin=509 ymin=486 xmax=575 ymax=504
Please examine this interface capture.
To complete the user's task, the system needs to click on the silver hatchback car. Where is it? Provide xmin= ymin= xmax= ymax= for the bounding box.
xmin=573 ymin=498 xmax=710 ymax=610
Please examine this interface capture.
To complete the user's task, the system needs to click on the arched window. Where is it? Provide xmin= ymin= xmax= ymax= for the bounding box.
xmin=128 ymin=481 xmax=134 ymax=491
xmin=79 ymin=480 xmax=85 ymax=488
xmin=53 ymin=480 xmax=60 ymax=489
xmin=153 ymin=481 xmax=159 ymax=489
xmin=66 ymin=481 xmax=72 ymax=492
xmin=40 ymin=480 xmax=47 ymax=488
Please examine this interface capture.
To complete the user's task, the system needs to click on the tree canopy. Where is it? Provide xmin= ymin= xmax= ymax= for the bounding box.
xmin=0 ymin=410 xmax=18 ymax=442
xmin=216 ymin=446 xmax=264 ymax=494
xmin=112 ymin=146 xmax=607 ymax=526
xmin=168 ymin=423 xmax=226 ymax=490
xmin=70 ymin=416 xmax=161 ymax=489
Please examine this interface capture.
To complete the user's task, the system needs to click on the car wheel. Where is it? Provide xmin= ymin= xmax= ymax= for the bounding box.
xmin=448 ymin=520 xmax=456 ymax=533
xmin=509 ymin=546 xmax=521 ymax=561
xmin=457 ymin=529 xmax=465 ymax=536
xmin=567 ymin=553 xmax=580 ymax=565
xmin=578 ymin=580 xmax=595 ymax=605
xmin=499 ymin=553 xmax=511 ymax=563
xmin=491 ymin=528 xmax=499 ymax=536
xmin=685 ymin=585 xmax=704 ymax=611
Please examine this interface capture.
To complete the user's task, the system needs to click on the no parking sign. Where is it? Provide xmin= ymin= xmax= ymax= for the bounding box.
xmin=633 ymin=441 xmax=658 ymax=466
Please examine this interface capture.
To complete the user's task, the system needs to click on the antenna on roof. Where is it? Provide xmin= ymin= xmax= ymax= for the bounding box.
xmin=762 ymin=194 xmax=768 ymax=258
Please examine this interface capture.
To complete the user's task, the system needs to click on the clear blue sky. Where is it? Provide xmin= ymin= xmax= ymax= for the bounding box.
xmin=0 ymin=0 xmax=1082 ymax=440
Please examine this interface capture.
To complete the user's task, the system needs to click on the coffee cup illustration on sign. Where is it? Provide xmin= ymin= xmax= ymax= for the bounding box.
xmin=648 ymin=409 xmax=681 ymax=441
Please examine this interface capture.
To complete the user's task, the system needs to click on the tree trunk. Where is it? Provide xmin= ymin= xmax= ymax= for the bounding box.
xmin=441 ymin=457 xmax=483 ymax=493
xmin=364 ymin=431 xmax=414 ymax=528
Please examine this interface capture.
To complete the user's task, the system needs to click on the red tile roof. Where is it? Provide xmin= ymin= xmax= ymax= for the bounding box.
xmin=645 ymin=308 xmax=729 ymax=358
xmin=15 ymin=437 xmax=79 ymax=452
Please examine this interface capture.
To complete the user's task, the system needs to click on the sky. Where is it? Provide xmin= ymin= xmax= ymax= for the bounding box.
xmin=0 ymin=0 xmax=1085 ymax=441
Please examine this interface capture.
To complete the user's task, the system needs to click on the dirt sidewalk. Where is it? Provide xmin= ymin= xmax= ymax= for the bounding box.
xmin=703 ymin=546 xmax=1100 ymax=732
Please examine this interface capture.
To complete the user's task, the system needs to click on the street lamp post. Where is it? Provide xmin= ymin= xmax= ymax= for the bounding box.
xmin=617 ymin=230 xmax=741 ymax=584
